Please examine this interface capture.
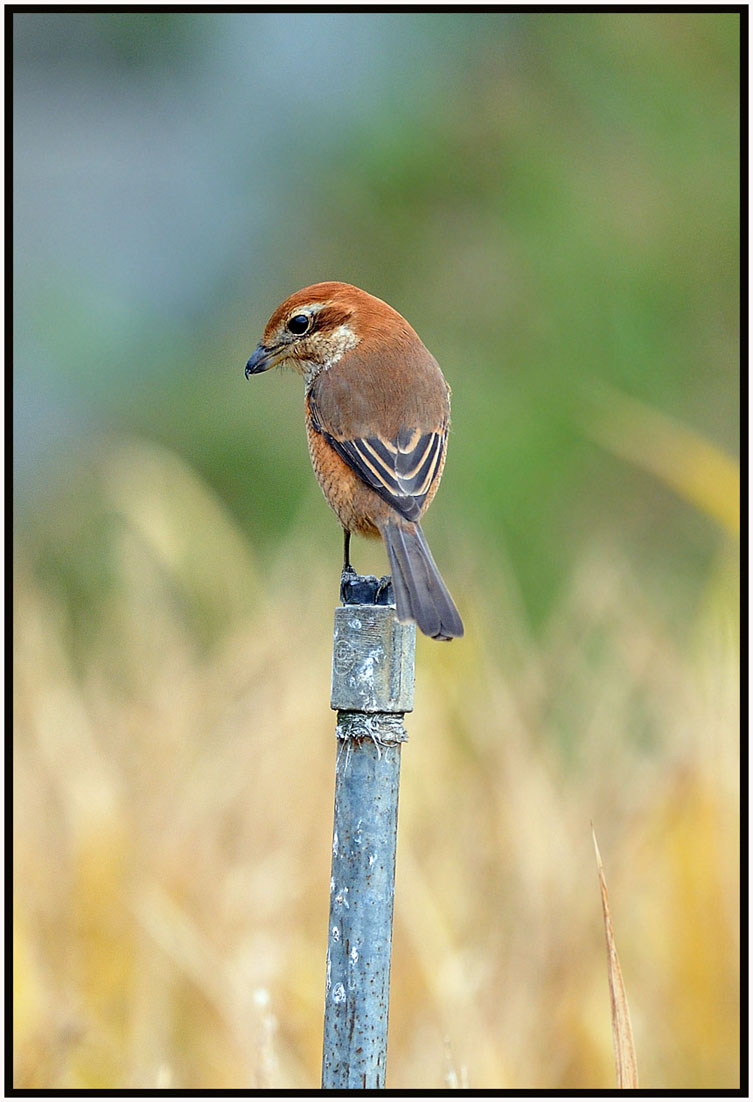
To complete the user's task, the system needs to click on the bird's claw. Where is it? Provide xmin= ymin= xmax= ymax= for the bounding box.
xmin=374 ymin=575 xmax=395 ymax=606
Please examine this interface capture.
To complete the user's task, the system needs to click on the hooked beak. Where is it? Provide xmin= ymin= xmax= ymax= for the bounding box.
xmin=245 ymin=343 xmax=278 ymax=377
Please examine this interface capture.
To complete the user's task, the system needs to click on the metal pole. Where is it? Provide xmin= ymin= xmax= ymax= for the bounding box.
xmin=322 ymin=586 xmax=416 ymax=1089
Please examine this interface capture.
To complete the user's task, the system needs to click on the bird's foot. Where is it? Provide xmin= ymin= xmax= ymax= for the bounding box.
xmin=340 ymin=567 xmax=394 ymax=607
xmin=374 ymin=575 xmax=395 ymax=606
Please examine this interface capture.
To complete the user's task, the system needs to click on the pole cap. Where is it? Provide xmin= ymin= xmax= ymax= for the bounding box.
xmin=331 ymin=605 xmax=416 ymax=713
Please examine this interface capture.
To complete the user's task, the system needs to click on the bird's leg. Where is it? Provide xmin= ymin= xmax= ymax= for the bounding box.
xmin=339 ymin=528 xmax=389 ymax=606
xmin=340 ymin=530 xmax=357 ymax=586
xmin=340 ymin=529 xmax=361 ymax=603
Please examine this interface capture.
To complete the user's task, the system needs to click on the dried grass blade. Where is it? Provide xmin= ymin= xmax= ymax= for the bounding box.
xmin=592 ymin=825 xmax=639 ymax=1089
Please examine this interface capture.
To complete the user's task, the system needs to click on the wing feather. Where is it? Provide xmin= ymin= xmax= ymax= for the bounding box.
xmin=308 ymin=388 xmax=445 ymax=523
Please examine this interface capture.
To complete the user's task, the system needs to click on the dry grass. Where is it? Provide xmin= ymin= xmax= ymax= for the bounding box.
xmin=592 ymin=826 xmax=638 ymax=1088
xmin=13 ymin=439 xmax=740 ymax=1090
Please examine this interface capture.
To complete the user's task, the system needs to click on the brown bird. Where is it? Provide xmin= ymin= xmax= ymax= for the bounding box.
xmin=245 ymin=281 xmax=463 ymax=640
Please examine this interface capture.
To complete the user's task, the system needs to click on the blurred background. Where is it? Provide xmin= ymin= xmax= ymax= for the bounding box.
xmin=13 ymin=11 xmax=740 ymax=1090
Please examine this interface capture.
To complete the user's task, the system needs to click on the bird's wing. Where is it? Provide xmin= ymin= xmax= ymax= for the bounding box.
xmin=308 ymin=390 xmax=445 ymax=523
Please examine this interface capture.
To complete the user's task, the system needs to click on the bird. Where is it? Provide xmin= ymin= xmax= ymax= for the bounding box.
xmin=245 ymin=281 xmax=464 ymax=641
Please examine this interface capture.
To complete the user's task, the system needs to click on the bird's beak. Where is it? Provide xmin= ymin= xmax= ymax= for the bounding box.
xmin=245 ymin=343 xmax=278 ymax=377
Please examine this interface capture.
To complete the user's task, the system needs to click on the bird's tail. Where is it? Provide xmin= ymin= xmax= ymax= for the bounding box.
xmin=381 ymin=519 xmax=464 ymax=641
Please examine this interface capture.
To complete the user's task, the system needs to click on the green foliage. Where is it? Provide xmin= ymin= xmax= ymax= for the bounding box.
xmin=17 ymin=12 xmax=738 ymax=627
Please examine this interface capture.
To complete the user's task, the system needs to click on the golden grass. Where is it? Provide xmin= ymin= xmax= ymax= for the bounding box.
xmin=592 ymin=826 xmax=638 ymax=1088
xmin=586 ymin=386 xmax=740 ymax=537
xmin=13 ymin=439 xmax=740 ymax=1090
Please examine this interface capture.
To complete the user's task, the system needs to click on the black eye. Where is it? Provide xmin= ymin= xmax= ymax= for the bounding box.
xmin=287 ymin=313 xmax=311 ymax=336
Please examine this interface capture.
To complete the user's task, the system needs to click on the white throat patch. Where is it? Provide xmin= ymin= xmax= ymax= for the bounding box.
xmin=302 ymin=323 xmax=360 ymax=387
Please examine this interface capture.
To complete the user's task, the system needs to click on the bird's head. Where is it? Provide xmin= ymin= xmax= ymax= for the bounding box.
xmin=245 ymin=281 xmax=417 ymax=387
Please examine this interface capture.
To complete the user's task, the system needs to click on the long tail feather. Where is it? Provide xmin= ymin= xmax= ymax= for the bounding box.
xmin=381 ymin=520 xmax=464 ymax=641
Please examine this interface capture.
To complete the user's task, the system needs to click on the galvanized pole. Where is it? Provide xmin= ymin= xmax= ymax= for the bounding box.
xmin=322 ymin=578 xmax=416 ymax=1089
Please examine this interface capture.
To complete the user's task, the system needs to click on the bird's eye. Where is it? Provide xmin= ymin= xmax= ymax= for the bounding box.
xmin=287 ymin=313 xmax=311 ymax=336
